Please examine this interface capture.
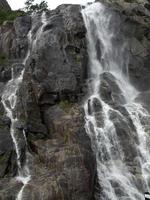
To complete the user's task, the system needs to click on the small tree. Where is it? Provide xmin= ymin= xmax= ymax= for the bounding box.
xmin=24 ymin=0 xmax=48 ymax=13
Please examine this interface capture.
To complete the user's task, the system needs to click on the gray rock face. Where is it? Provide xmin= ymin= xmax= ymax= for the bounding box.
xmin=0 ymin=0 xmax=149 ymax=199
xmin=25 ymin=5 xmax=87 ymax=102
xmin=0 ymin=15 xmax=31 ymax=61
xmin=0 ymin=4 xmax=95 ymax=200
xmin=99 ymin=72 xmax=126 ymax=106
xmin=0 ymin=0 xmax=11 ymax=10
xmin=97 ymin=0 xmax=150 ymax=92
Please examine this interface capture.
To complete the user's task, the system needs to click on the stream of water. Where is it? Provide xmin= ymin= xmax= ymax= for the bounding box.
xmin=82 ymin=2 xmax=150 ymax=200
xmin=1 ymin=12 xmax=47 ymax=200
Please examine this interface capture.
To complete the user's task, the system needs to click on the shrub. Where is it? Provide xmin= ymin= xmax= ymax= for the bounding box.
xmin=0 ymin=9 xmax=25 ymax=25
xmin=59 ymin=100 xmax=73 ymax=111
xmin=0 ymin=56 xmax=8 ymax=65
xmin=24 ymin=0 xmax=48 ymax=13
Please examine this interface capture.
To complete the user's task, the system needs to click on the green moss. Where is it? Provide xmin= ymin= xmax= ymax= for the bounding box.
xmin=63 ymin=128 xmax=74 ymax=144
xmin=0 ymin=111 xmax=4 ymax=116
xmin=0 ymin=124 xmax=5 ymax=129
xmin=64 ymin=131 xmax=70 ymax=143
xmin=76 ymin=54 xmax=81 ymax=64
xmin=124 ymin=0 xmax=135 ymax=2
xmin=0 ymin=56 xmax=8 ymax=65
xmin=0 ymin=9 xmax=25 ymax=25
xmin=65 ymin=146 xmax=79 ymax=156
xmin=0 ymin=153 xmax=7 ymax=163
xmin=59 ymin=100 xmax=72 ymax=111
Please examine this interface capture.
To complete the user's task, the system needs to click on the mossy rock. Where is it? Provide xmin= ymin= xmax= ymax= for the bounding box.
xmin=0 ymin=56 xmax=8 ymax=65
xmin=58 ymin=100 xmax=73 ymax=111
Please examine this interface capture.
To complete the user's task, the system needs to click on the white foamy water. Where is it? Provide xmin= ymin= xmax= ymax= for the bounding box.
xmin=82 ymin=2 xmax=150 ymax=200
xmin=1 ymin=12 xmax=48 ymax=200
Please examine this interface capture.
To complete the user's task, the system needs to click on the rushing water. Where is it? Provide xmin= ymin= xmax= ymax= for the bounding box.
xmin=82 ymin=2 xmax=150 ymax=200
xmin=1 ymin=12 xmax=47 ymax=200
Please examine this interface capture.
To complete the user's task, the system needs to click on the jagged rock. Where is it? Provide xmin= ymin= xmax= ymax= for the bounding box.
xmin=135 ymin=91 xmax=150 ymax=113
xmin=24 ymin=6 xmax=87 ymax=103
xmin=99 ymin=72 xmax=126 ymax=106
xmin=0 ymin=15 xmax=31 ymax=61
xmin=0 ymin=3 xmax=95 ymax=199
xmin=0 ymin=178 xmax=22 ymax=200
xmin=0 ymin=0 xmax=150 ymax=199
xmin=0 ymin=0 xmax=11 ymax=10
xmin=109 ymin=108 xmax=139 ymax=163
xmin=25 ymin=105 xmax=96 ymax=200
xmin=97 ymin=0 xmax=150 ymax=91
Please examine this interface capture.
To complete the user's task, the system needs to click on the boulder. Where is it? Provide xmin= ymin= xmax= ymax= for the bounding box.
xmin=99 ymin=72 xmax=126 ymax=106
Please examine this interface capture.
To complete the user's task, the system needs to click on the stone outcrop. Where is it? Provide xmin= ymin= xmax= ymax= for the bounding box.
xmin=0 ymin=3 xmax=96 ymax=200
xmin=96 ymin=0 xmax=150 ymax=112
xmin=0 ymin=0 xmax=11 ymax=10
xmin=96 ymin=0 xmax=150 ymax=92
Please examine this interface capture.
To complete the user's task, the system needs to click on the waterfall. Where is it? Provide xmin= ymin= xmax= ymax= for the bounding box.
xmin=82 ymin=2 xmax=150 ymax=200
xmin=1 ymin=12 xmax=47 ymax=200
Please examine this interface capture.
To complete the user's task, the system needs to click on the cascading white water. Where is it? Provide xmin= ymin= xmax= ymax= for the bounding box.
xmin=1 ymin=12 xmax=48 ymax=200
xmin=1 ymin=26 xmax=32 ymax=200
xmin=82 ymin=2 xmax=150 ymax=200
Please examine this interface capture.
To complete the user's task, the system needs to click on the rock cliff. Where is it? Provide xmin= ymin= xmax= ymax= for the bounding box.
xmin=0 ymin=0 xmax=149 ymax=199
xmin=0 ymin=4 xmax=96 ymax=200
xmin=0 ymin=0 xmax=11 ymax=10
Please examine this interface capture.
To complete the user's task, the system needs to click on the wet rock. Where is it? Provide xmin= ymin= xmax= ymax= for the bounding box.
xmin=24 ymin=5 xmax=87 ymax=103
xmin=0 ymin=15 xmax=31 ymax=61
xmin=96 ymin=0 xmax=150 ymax=91
xmin=88 ymin=97 xmax=102 ymax=115
xmin=27 ymin=105 xmax=96 ymax=199
xmin=109 ymin=108 xmax=139 ymax=164
xmin=14 ymin=16 xmax=31 ymax=37
xmin=99 ymin=72 xmax=126 ymax=106
xmin=0 ymin=178 xmax=22 ymax=199
xmin=0 ymin=105 xmax=17 ymax=178
xmin=135 ymin=91 xmax=150 ymax=113
xmin=0 ymin=0 xmax=150 ymax=199
xmin=17 ymin=79 xmax=48 ymax=141
xmin=11 ymin=63 xmax=24 ymax=79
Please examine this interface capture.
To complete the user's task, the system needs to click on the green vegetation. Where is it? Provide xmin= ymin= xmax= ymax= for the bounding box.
xmin=0 ymin=56 xmax=8 ymax=65
xmin=0 ymin=0 xmax=48 ymax=25
xmin=64 ymin=131 xmax=71 ymax=143
xmin=24 ymin=0 xmax=48 ymax=13
xmin=59 ymin=100 xmax=73 ymax=111
xmin=124 ymin=0 xmax=135 ymax=2
xmin=0 ymin=9 xmax=25 ymax=25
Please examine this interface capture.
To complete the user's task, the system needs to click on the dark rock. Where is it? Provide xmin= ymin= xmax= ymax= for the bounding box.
xmin=14 ymin=16 xmax=31 ymax=37
xmin=88 ymin=97 xmax=102 ymax=115
xmin=12 ymin=63 xmax=24 ymax=79
xmin=109 ymin=108 xmax=139 ymax=164
xmin=135 ymin=91 xmax=150 ymax=113
xmin=24 ymin=5 xmax=87 ymax=104
xmin=0 ymin=102 xmax=17 ymax=178
xmin=0 ymin=0 xmax=150 ymax=199
xmin=0 ymin=178 xmax=22 ymax=199
xmin=0 ymin=68 xmax=11 ymax=82
xmin=0 ymin=5 xmax=95 ymax=197
xmin=0 ymin=15 xmax=31 ymax=61
xmin=99 ymin=72 xmax=126 ymax=106
xmin=0 ymin=0 xmax=11 ymax=10
xmin=26 ymin=105 xmax=96 ymax=200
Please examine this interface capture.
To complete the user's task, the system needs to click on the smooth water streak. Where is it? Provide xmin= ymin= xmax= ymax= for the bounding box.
xmin=1 ymin=12 xmax=48 ymax=200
